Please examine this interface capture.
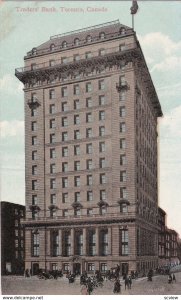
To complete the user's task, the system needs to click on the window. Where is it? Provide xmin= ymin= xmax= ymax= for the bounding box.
xmin=32 ymin=136 xmax=37 ymax=145
xmin=99 ymin=126 xmax=105 ymax=137
xmin=87 ymin=175 xmax=93 ymax=186
xmin=86 ymin=112 xmax=92 ymax=123
xmin=119 ymin=44 xmax=126 ymax=51
xmin=74 ymin=161 xmax=80 ymax=171
xmin=74 ymin=38 xmax=80 ymax=46
xmin=50 ymin=119 xmax=55 ymax=129
xmin=31 ymin=63 xmax=37 ymax=70
xmin=74 ymin=145 xmax=80 ymax=155
xmin=99 ymin=49 xmax=105 ymax=56
xmin=74 ymin=115 xmax=80 ymax=125
xmin=50 ymin=163 xmax=56 ymax=174
xmin=50 ymin=104 xmax=55 ymax=114
xmin=85 ymin=52 xmax=92 ymax=59
xmin=87 ymin=209 xmax=93 ymax=216
xmin=99 ymin=95 xmax=105 ymax=106
xmin=74 ymin=207 xmax=81 ymax=216
xmin=120 ymin=171 xmax=126 ymax=182
xmin=101 ymin=263 xmax=107 ymax=272
xmin=120 ymin=122 xmax=126 ymax=133
xmin=100 ymin=206 xmax=107 ymax=215
xmin=49 ymin=60 xmax=55 ymax=67
xmin=120 ymin=229 xmax=129 ymax=256
xmin=99 ymin=158 xmax=105 ymax=168
xmin=62 ymin=41 xmax=67 ymax=48
xmin=88 ymin=230 xmax=96 ymax=256
xmin=31 ymin=121 xmax=37 ymax=131
xmin=74 ymin=99 xmax=80 ymax=110
xmin=99 ymin=32 xmax=105 ymax=39
xmin=32 ymin=180 xmax=38 ymax=190
xmin=86 ymin=82 xmax=92 ymax=93
xmin=50 ymin=148 xmax=56 ymax=159
xmin=62 ymin=102 xmax=68 ymax=112
xmin=62 ymin=162 xmax=68 ymax=172
xmin=100 ymin=190 xmax=106 ymax=200
xmin=119 ymin=91 xmax=126 ymax=101
xmin=120 ymin=203 xmax=128 ymax=213
xmin=50 ymin=44 xmax=55 ymax=51
xmin=31 ymin=108 xmax=38 ymax=117
xmin=63 ymin=263 xmax=69 ymax=271
xmin=74 ymin=130 xmax=80 ymax=140
xmin=32 ymin=195 xmax=38 ymax=205
xmin=75 ymin=192 xmax=80 ymax=202
xmin=63 ymin=209 xmax=68 ymax=217
xmin=32 ymin=150 xmax=37 ymax=160
xmin=51 ymin=231 xmax=59 ymax=256
xmin=51 ymin=194 xmax=56 ymax=204
xmin=120 ymin=75 xmax=126 ymax=85
xmin=87 ymin=191 xmax=93 ymax=201
xmin=86 ymin=128 xmax=92 ymax=138
xmin=99 ymin=142 xmax=105 ymax=153
xmin=120 ymin=106 xmax=126 ymax=117
xmin=120 ymin=155 xmax=126 ymax=165
xmin=99 ymin=80 xmax=105 ymax=90
xmin=120 ymin=187 xmax=127 ymax=199
xmin=120 ymin=27 xmax=126 ymax=35
xmin=120 ymin=138 xmax=126 ymax=149
xmin=62 ymin=193 xmax=68 ymax=203
xmin=49 ymin=89 xmax=55 ymax=99
xmin=100 ymin=230 xmax=108 ymax=256
xmin=32 ymin=165 xmax=37 ymax=175
xmin=62 ymin=177 xmax=68 ymax=188
xmin=74 ymin=85 xmax=80 ymax=95
xmin=74 ymin=54 xmax=80 ymax=61
xmin=86 ymin=97 xmax=92 ymax=108
xmin=74 ymin=176 xmax=80 ymax=187
xmin=50 ymin=178 xmax=56 ymax=189
xmin=32 ymin=231 xmax=39 ymax=257
xmin=86 ymin=143 xmax=92 ymax=154
xmin=62 ymin=147 xmax=68 ymax=157
xmin=62 ymin=132 xmax=68 ymax=141
xmin=99 ymin=111 xmax=105 ymax=121
xmin=86 ymin=159 xmax=92 ymax=170
xmin=62 ymin=117 xmax=68 ymax=127
xmin=50 ymin=133 xmax=56 ymax=143
xmin=86 ymin=35 xmax=92 ymax=43
xmin=100 ymin=173 xmax=106 ymax=184
xmin=62 ymin=87 xmax=68 ymax=97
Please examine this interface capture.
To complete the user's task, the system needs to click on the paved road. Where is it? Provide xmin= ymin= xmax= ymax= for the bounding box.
xmin=1 ymin=272 xmax=181 ymax=295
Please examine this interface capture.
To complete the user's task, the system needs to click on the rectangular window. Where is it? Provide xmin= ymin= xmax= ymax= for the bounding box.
xmin=87 ymin=209 xmax=93 ymax=216
xmin=62 ymin=87 xmax=68 ymax=97
xmin=74 ymin=84 xmax=80 ymax=95
xmin=62 ymin=132 xmax=68 ymax=141
xmin=32 ymin=165 xmax=37 ymax=175
xmin=85 ymin=52 xmax=92 ymax=59
xmin=86 ymin=128 xmax=92 ymax=138
xmin=61 ymin=57 xmax=67 ymax=64
xmin=120 ymin=138 xmax=126 ymax=149
xmin=120 ymin=171 xmax=126 ymax=182
xmin=50 ymin=178 xmax=56 ymax=189
xmin=74 ymin=176 xmax=80 ymax=187
xmin=49 ymin=60 xmax=55 ymax=67
xmin=50 ymin=163 xmax=56 ymax=174
xmin=74 ymin=130 xmax=80 ymax=140
xmin=87 ymin=191 xmax=93 ymax=201
xmin=74 ymin=115 xmax=80 ymax=125
xmin=86 ymin=159 xmax=92 ymax=170
xmin=120 ymin=155 xmax=126 ymax=165
xmin=120 ymin=106 xmax=126 ymax=117
xmin=75 ymin=192 xmax=80 ymax=202
xmin=50 ymin=104 xmax=55 ymax=114
xmin=86 ymin=143 xmax=92 ymax=154
xmin=49 ymin=89 xmax=55 ymax=99
xmin=74 ymin=161 xmax=80 ymax=171
xmin=100 ymin=173 xmax=106 ymax=184
xmin=32 ymin=136 xmax=37 ymax=145
xmin=88 ymin=263 xmax=95 ymax=271
xmin=100 ymin=263 xmax=107 ymax=272
xmin=99 ymin=49 xmax=105 ymax=56
xmin=32 ymin=150 xmax=37 ymax=160
xmin=119 ymin=91 xmax=126 ymax=101
xmin=87 ymin=175 xmax=93 ymax=186
xmin=99 ymin=142 xmax=105 ymax=153
xmin=120 ymin=122 xmax=126 ymax=133
xmin=62 ymin=117 xmax=68 ymax=127
xmin=99 ymin=126 xmax=105 ymax=137
xmin=62 ymin=193 xmax=68 ymax=203
xmin=32 ymin=180 xmax=38 ymax=190
xmin=50 ymin=119 xmax=55 ymax=129
xmin=50 ymin=148 xmax=56 ymax=159
xmin=31 ymin=121 xmax=37 ymax=131
xmin=50 ymin=133 xmax=56 ymax=143
xmin=62 ymin=147 xmax=68 ymax=157
xmin=88 ymin=230 xmax=96 ymax=256
xmin=51 ymin=231 xmax=59 ymax=257
xmin=31 ymin=108 xmax=38 ymax=117
xmin=74 ymin=54 xmax=80 ymax=61
xmin=99 ymin=111 xmax=105 ymax=121
xmin=86 ymin=112 xmax=92 ymax=123
xmin=74 ymin=145 xmax=80 ymax=155
xmin=32 ymin=195 xmax=38 ymax=205
xmin=99 ymin=80 xmax=105 ymax=90
xmin=32 ymin=232 xmax=39 ymax=257
xmin=62 ymin=102 xmax=68 ymax=112
xmin=99 ymin=95 xmax=105 ymax=106
xmin=63 ymin=263 xmax=69 ymax=271
xmin=62 ymin=177 xmax=68 ymax=188
xmin=99 ymin=158 xmax=106 ymax=168
xmin=74 ymin=208 xmax=81 ymax=216
xmin=100 ymin=190 xmax=106 ymax=200
xmin=120 ymin=229 xmax=129 ymax=256
xmin=86 ymin=97 xmax=92 ymax=108
xmin=51 ymin=194 xmax=56 ymax=204
xmin=86 ymin=82 xmax=92 ymax=93
xmin=74 ymin=99 xmax=80 ymax=110
xmin=119 ymin=44 xmax=126 ymax=51
xmin=63 ymin=209 xmax=68 ymax=217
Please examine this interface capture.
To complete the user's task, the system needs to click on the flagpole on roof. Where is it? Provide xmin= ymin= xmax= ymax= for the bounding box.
xmin=130 ymin=0 xmax=139 ymax=31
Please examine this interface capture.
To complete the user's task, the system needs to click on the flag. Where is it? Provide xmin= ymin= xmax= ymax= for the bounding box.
xmin=130 ymin=0 xmax=138 ymax=15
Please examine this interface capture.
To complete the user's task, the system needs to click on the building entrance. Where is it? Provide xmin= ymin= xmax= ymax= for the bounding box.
xmin=73 ymin=263 xmax=81 ymax=275
xmin=32 ymin=263 xmax=39 ymax=275
xmin=121 ymin=263 xmax=129 ymax=276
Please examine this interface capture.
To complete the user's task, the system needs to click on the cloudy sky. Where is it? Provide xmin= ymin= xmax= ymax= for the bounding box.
xmin=0 ymin=1 xmax=181 ymax=234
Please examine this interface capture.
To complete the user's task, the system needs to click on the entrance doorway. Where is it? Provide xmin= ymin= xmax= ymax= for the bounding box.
xmin=32 ymin=263 xmax=39 ymax=275
xmin=121 ymin=263 xmax=129 ymax=276
xmin=73 ymin=263 xmax=81 ymax=275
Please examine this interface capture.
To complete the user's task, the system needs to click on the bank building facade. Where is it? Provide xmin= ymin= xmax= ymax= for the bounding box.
xmin=15 ymin=20 xmax=162 ymax=276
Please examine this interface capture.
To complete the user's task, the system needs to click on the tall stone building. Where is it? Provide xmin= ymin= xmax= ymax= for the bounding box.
xmin=15 ymin=20 xmax=162 ymax=275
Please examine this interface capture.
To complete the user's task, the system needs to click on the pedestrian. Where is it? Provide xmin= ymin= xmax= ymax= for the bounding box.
xmin=172 ymin=274 xmax=176 ymax=283
xmin=113 ymin=279 xmax=121 ymax=293
xmin=125 ymin=276 xmax=129 ymax=290
xmin=128 ymin=276 xmax=132 ymax=289
xmin=168 ymin=274 xmax=172 ymax=284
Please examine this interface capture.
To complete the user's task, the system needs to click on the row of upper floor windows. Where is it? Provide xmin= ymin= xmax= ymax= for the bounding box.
xmin=31 ymin=28 xmax=127 ymax=55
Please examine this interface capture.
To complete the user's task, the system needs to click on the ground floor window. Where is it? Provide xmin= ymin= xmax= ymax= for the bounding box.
xmin=51 ymin=263 xmax=58 ymax=271
xmin=63 ymin=263 xmax=69 ymax=272
xmin=100 ymin=263 xmax=107 ymax=272
xmin=87 ymin=263 xmax=95 ymax=272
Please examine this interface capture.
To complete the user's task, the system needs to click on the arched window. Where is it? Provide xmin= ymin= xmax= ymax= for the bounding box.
xmin=50 ymin=44 xmax=55 ymax=51
xmin=74 ymin=38 xmax=80 ymax=46
xmin=86 ymin=35 xmax=92 ymax=43
xmin=99 ymin=32 xmax=106 ymax=39
xmin=120 ymin=27 xmax=126 ymax=35
xmin=62 ymin=41 xmax=67 ymax=48
xmin=32 ymin=48 xmax=37 ymax=55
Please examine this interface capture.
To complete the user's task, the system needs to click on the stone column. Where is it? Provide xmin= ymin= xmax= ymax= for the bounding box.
xmin=83 ymin=228 xmax=87 ymax=256
xmin=108 ymin=227 xmax=112 ymax=256
xmin=59 ymin=229 xmax=62 ymax=256
xmin=96 ymin=227 xmax=99 ymax=256
xmin=70 ymin=228 xmax=74 ymax=256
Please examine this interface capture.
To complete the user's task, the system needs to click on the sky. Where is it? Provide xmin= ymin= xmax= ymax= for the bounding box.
xmin=0 ymin=1 xmax=181 ymax=235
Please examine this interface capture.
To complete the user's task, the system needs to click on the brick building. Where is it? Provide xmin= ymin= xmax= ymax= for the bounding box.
xmin=15 ymin=20 xmax=162 ymax=275
xmin=158 ymin=207 xmax=166 ymax=264
xmin=1 ymin=202 xmax=25 ymax=275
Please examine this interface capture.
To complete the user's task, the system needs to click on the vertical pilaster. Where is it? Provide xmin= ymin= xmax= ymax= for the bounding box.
xmin=59 ymin=229 xmax=62 ymax=256
xmin=83 ymin=228 xmax=87 ymax=256
xmin=96 ymin=227 xmax=99 ymax=256
xmin=70 ymin=228 xmax=74 ymax=256
xmin=108 ymin=227 xmax=112 ymax=255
